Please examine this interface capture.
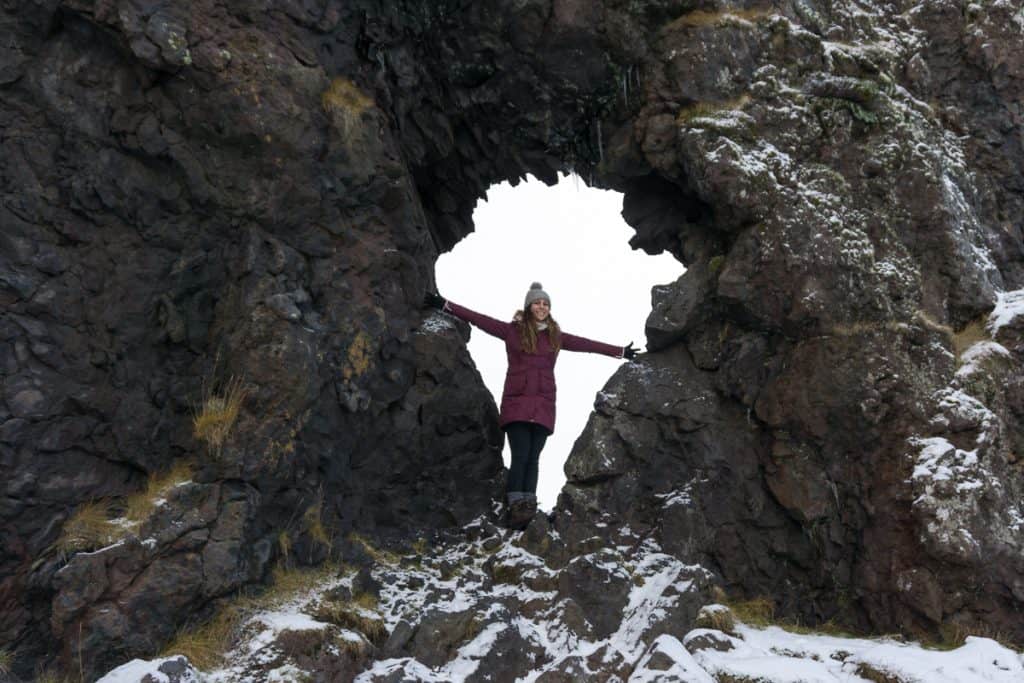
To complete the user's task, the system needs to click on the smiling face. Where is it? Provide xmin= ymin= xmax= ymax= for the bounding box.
xmin=529 ymin=298 xmax=550 ymax=322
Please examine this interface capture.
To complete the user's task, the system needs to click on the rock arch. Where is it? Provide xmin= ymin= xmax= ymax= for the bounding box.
xmin=2 ymin=0 xmax=1022 ymax=677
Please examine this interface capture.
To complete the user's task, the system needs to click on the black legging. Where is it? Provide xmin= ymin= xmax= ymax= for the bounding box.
xmin=504 ymin=421 xmax=549 ymax=495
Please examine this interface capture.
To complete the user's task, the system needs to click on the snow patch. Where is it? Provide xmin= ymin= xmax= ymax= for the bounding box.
xmin=630 ymin=634 xmax=715 ymax=682
xmin=97 ymin=657 xmax=198 ymax=683
xmin=957 ymin=340 xmax=1011 ymax=377
xmin=417 ymin=312 xmax=456 ymax=334
xmin=987 ymin=289 xmax=1024 ymax=335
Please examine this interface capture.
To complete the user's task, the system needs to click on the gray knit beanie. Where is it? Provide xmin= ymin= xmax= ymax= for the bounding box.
xmin=524 ymin=281 xmax=551 ymax=311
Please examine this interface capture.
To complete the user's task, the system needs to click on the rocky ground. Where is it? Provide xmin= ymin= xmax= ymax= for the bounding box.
xmin=94 ymin=514 xmax=1024 ymax=682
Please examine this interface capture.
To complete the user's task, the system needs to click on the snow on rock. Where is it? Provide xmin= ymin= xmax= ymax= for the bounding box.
xmin=629 ymin=634 xmax=715 ymax=682
xmin=193 ymin=570 xmax=352 ymax=682
xmin=987 ymin=288 xmax=1024 ymax=336
xmin=908 ymin=343 xmax=1024 ymax=564
xmin=608 ymin=549 xmax=702 ymax=663
xmin=244 ymin=610 xmax=332 ymax=655
xmin=97 ymin=520 xmax=1024 ymax=682
xmin=956 ymin=340 xmax=1012 ymax=378
xmin=359 ymin=621 xmax=510 ymax=683
xmin=654 ymin=484 xmax=694 ymax=508
xmin=96 ymin=656 xmax=199 ymax=683
xmin=416 ymin=311 xmax=456 ymax=334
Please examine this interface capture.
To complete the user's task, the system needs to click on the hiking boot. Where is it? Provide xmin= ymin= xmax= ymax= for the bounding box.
xmin=506 ymin=499 xmax=534 ymax=530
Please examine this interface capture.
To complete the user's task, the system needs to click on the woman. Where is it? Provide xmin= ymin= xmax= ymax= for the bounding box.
xmin=425 ymin=282 xmax=637 ymax=529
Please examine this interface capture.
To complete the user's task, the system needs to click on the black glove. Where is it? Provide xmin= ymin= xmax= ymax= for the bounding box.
xmin=623 ymin=342 xmax=638 ymax=360
xmin=423 ymin=291 xmax=447 ymax=310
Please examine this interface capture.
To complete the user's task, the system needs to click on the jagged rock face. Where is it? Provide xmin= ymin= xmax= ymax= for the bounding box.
xmin=562 ymin=0 xmax=1024 ymax=645
xmin=2 ymin=1 xmax=515 ymax=677
xmin=2 ymin=0 xmax=1023 ymax=678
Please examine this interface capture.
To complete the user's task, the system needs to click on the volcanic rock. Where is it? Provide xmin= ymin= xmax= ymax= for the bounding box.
xmin=2 ymin=0 xmax=1023 ymax=678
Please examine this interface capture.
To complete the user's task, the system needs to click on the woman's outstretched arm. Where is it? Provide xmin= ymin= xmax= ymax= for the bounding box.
xmin=561 ymin=331 xmax=626 ymax=358
xmin=443 ymin=300 xmax=511 ymax=340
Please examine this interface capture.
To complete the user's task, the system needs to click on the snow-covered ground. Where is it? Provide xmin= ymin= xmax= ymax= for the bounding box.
xmin=685 ymin=624 xmax=1023 ymax=683
xmin=98 ymin=520 xmax=1024 ymax=683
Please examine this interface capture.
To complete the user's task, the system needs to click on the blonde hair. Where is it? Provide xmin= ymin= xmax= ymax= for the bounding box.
xmin=515 ymin=308 xmax=561 ymax=353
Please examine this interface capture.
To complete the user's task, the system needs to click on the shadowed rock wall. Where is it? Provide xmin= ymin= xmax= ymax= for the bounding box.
xmin=1 ymin=1 xmax=520 ymax=676
xmin=1 ymin=0 xmax=1022 ymax=677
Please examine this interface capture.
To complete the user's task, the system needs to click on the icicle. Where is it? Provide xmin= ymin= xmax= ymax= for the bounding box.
xmin=596 ymin=119 xmax=604 ymax=164
xmin=621 ymin=67 xmax=629 ymax=107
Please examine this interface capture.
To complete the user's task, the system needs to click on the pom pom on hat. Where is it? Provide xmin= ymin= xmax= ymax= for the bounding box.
xmin=524 ymin=282 xmax=551 ymax=310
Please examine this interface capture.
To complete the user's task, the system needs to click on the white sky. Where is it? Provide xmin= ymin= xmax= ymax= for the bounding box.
xmin=437 ymin=174 xmax=683 ymax=509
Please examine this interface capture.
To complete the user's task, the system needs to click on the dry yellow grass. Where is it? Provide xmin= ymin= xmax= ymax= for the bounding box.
xmin=930 ymin=620 xmax=1019 ymax=652
xmin=913 ymin=309 xmax=954 ymax=337
xmin=911 ymin=310 xmax=992 ymax=363
xmin=124 ymin=460 xmax=195 ymax=525
xmin=275 ymin=627 xmax=334 ymax=659
xmin=304 ymin=499 xmax=332 ymax=550
xmin=278 ymin=530 xmax=293 ymax=564
xmin=695 ymin=604 xmax=736 ymax=633
xmin=161 ymin=603 xmax=249 ymax=671
xmin=162 ymin=562 xmax=342 ymax=669
xmin=348 ymin=533 xmax=400 ymax=565
xmin=0 ymin=649 xmax=12 ymax=676
xmin=411 ymin=537 xmax=428 ymax=555
xmin=952 ymin=318 xmax=989 ymax=359
xmin=193 ymin=376 xmax=248 ymax=455
xmin=313 ymin=596 xmax=387 ymax=645
xmin=725 ymin=596 xmax=861 ymax=639
xmin=828 ymin=319 xmax=910 ymax=338
xmin=778 ymin=617 xmax=859 ymax=639
xmin=335 ymin=632 xmax=372 ymax=658
xmin=726 ymin=596 xmax=776 ymax=626
xmin=56 ymin=462 xmax=194 ymax=556
xmin=676 ymin=95 xmax=752 ymax=125
xmin=667 ymin=8 xmax=773 ymax=30
xmin=265 ymin=563 xmax=341 ymax=606
xmin=56 ymin=501 xmax=118 ymax=553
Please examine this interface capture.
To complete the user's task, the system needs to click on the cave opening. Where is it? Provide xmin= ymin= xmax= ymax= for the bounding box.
xmin=436 ymin=174 xmax=682 ymax=509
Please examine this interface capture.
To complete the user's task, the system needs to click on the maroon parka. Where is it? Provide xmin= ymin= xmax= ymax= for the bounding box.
xmin=445 ymin=301 xmax=624 ymax=434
